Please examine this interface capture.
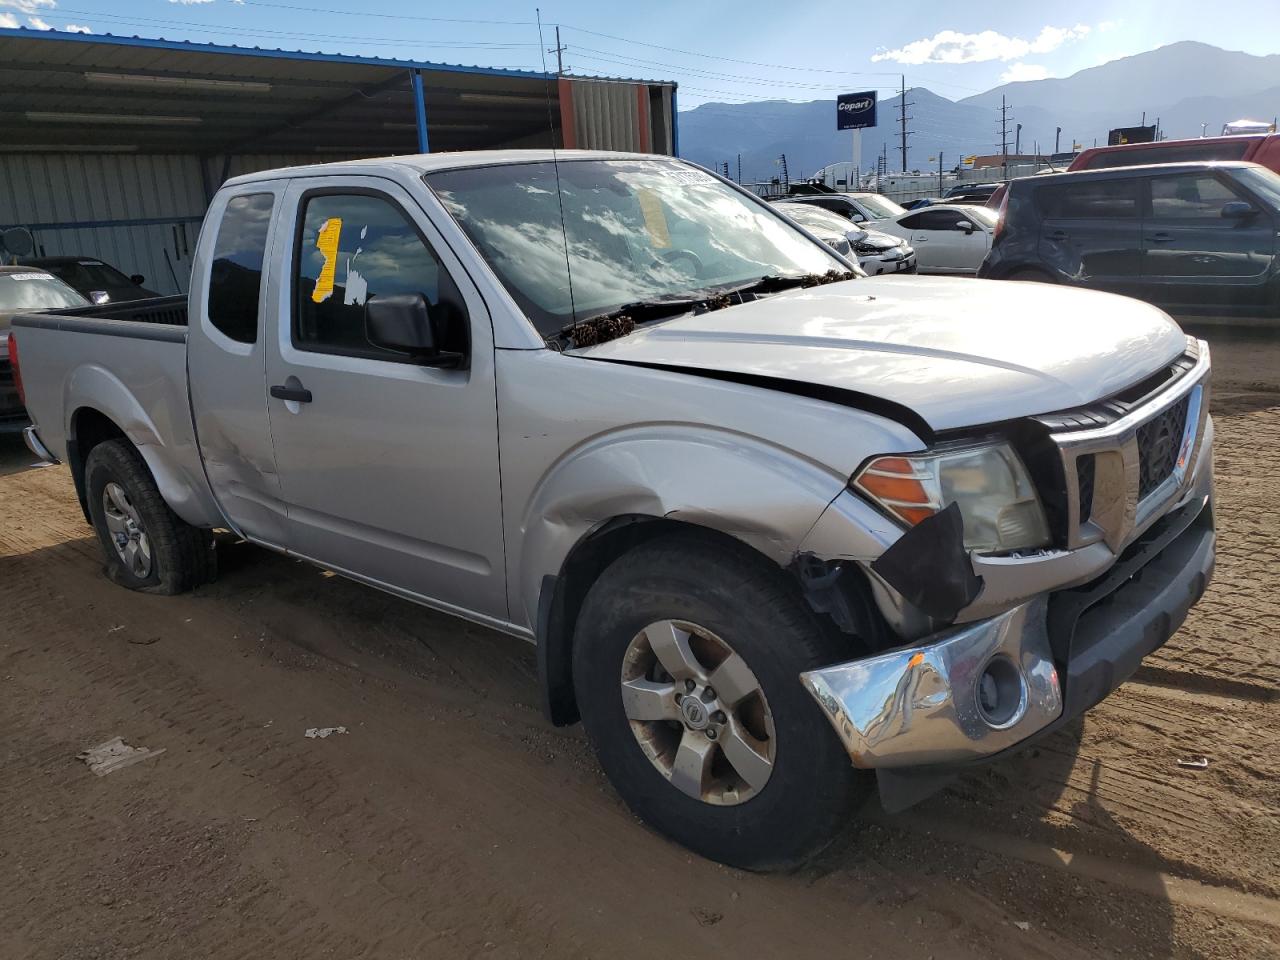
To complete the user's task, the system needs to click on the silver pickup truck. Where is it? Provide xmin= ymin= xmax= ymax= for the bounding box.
xmin=10 ymin=150 xmax=1214 ymax=869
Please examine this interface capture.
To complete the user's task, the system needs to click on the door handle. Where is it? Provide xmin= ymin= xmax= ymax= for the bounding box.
xmin=1147 ymin=233 xmax=1173 ymax=243
xmin=270 ymin=384 xmax=313 ymax=403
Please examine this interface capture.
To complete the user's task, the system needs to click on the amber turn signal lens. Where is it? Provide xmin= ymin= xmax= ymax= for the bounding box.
xmin=853 ymin=456 xmax=940 ymax=528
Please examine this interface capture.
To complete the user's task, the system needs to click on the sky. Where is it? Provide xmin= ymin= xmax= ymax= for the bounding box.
xmin=2 ymin=0 xmax=1280 ymax=107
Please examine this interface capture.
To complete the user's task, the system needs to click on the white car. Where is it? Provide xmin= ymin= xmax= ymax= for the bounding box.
xmin=772 ymin=202 xmax=917 ymax=276
xmin=876 ymin=204 xmax=997 ymax=275
xmin=780 ymin=192 xmax=906 ymax=225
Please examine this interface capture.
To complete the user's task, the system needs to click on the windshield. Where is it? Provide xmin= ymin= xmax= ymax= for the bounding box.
xmin=850 ymin=194 xmax=906 ymax=219
xmin=1234 ymin=165 xmax=1280 ymax=210
xmin=776 ymin=204 xmax=851 ymax=235
xmin=39 ymin=259 xmax=134 ymax=290
xmin=959 ymin=206 xmax=998 ymax=228
xmin=426 ymin=159 xmax=843 ymax=336
xmin=0 ymin=272 xmax=90 ymax=312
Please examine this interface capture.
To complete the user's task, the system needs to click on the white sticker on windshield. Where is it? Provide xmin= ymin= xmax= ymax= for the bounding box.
xmin=664 ymin=169 xmax=717 ymax=185
xmin=8 ymin=273 xmax=49 ymax=281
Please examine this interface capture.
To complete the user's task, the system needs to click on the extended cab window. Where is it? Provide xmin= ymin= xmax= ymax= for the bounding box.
xmin=1036 ymin=180 xmax=1139 ymax=219
xmin=293 ymin=193 xmax=457 ymax=361
xmin=208 ymin=193 xmax=274 ymax=344
xmin=1149 ymin=173 xmax=1243 ymax=220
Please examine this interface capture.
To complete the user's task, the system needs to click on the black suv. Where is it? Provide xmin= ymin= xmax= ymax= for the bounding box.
xmin=978 ymin=161 xmax=1280 ymax=318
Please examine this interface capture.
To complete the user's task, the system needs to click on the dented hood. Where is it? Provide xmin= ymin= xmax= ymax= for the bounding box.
xmin=573 ymin=276 xmax=1187 ymax=433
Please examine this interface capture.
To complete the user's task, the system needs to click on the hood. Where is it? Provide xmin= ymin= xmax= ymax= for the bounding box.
xmin=572 ymin=276 xmax=1186 ymax=434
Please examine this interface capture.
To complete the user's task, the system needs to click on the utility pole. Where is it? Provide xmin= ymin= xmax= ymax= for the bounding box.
xmin=548 ymin=25 xmax=567 ymax=76
xmin=937 ymin=151 xmax=943 ymax=197
xmin=1055 ymin=126 xmax=1062 ymax=154
xmin=736 ymin=153 xmax=742 ymax=183
xmin=721 ymin=161 xmax=730 ymax=178
xmin=1015 ymin=122 xmax=1022 ymax=155
xmin=897 ymin=75 xmax=913 ymax=172
xmin=998 ymin=95 xmax=1013 ymax=178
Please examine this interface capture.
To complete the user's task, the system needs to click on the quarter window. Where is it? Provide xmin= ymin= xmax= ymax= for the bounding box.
xmin=1149 ymin=173 xmax=1243 ymax=220
xmin=208 ymin=193 xmax=274 ymax=344
xmin=293 ymin=192 xmax=459 ymax=361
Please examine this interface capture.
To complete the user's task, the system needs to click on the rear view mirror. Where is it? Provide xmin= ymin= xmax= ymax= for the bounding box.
xmin=1221 ymin=201 xmax=1256 ymax=220
xmin=365 ymin=293 xmax=463 ymax=368
xmin=850 ymin=212 xmax=866 ymax=223
xmin=89 ymin=290 xmax=110 ymax=305
xmin=957 ymin=220 xmax=975 ymax=234
xmin=129 ymin=274 xmax=146 ymax=285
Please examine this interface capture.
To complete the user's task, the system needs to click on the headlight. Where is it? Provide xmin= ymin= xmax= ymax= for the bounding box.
xmin=853 ymin=238 xmax=898 ymax=254
xmin=853 ymin=443 xmax=1050 ymax=553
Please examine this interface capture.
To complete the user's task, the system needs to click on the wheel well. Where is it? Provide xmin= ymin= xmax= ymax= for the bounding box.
xmin=537 ymin=516 xmax=886 ymax=727
xmin=68 ymin=408 xmax=127 ymax=523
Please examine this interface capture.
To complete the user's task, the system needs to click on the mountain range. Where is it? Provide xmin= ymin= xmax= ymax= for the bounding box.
xmin=678 ymin=42 xmax=1280 ymax=182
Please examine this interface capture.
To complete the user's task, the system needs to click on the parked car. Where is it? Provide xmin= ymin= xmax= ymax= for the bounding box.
xmin=1068 ymin=131 xmax=1280 ymax=175
xmin=11 ymin=150 xmax=1214 ymax=871
xmin=0 ymin=265 xmax=90 ymax=422
xmin=944 ymin=182 xmax=1002 ymax=204
xmin=900 ymin=197 xmax=944 ymax=211
xmin=20 ymin=255 xmax=162 ymax=303
xmin=877 ymin=204 xmax=997 ymax=274
xmin=782 ymin=191 xmax=906 ymax=224
xmin=978 ymin=161 xmax=1280 ymax=319
xmin=772 ymin=202 xmax=916 ymax=275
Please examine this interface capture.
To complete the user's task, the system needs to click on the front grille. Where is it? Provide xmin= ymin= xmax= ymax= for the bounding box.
xmin=1076 ymin=454 xmax=1096 ymax=523
xmin=1137 ymin=395 xmax=1190 ymax=499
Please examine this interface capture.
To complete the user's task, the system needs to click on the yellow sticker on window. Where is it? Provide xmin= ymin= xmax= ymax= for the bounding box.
xmin=636 ymin=189 xmax=671 ymax=249
xmin=311 ymin=217 xmax=342 ymax=303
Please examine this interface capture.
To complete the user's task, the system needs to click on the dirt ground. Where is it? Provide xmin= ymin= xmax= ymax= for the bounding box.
xmin=1 ymin=325 xmax=1277 ymax=960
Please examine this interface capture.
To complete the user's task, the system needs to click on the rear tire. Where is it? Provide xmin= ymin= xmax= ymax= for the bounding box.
xmin=85 ymin=439 xmax=215 ymax=595
xmin=572 ymin=532 xmax=869 ymax=870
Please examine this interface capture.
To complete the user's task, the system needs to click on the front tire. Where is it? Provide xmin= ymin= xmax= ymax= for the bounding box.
xmin=572 ymin=533 xmax=868 ymax=870
xmin=85 ymin=439 xmax=215 ymax=595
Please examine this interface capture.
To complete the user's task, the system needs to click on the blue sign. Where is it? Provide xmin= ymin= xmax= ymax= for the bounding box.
xmin=837 ymin=91 xmax=877 ymax=131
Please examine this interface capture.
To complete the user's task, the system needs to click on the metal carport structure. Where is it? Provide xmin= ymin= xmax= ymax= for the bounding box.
xmin=0 ymin=27 xmax=677 ymax=294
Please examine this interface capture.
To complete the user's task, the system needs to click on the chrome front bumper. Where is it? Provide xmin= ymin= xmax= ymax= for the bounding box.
xmin=803 ymin=491 xmax=1214 ymax=771
xmin=801 ymin=598 xmax=1061 ymax=767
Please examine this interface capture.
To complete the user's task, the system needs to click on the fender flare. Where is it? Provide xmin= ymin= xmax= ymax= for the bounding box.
xmin=65 ymin=364 xmax=222 ymax=528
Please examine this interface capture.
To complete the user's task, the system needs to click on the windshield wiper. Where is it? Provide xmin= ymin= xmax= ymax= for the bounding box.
xmin=553 ymin=270 xmax=858 ymax=350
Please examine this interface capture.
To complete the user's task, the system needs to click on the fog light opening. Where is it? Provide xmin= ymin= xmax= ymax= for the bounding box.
xmin=976 ymin=656 xmax=1026 ymax=728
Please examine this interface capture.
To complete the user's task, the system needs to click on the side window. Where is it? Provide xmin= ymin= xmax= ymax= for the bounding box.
xmin=897 ymin=212 xmax=923 ymax=230
xmin=918 ymin=210 xmax=965 ymax=230
xmin=208 ymin=193 xmax=274 ymax=344
xmin=1036 ymin=180 xmax=1139 ymax=219
xmin=293 ymin=192 xmax=460 ymax=361
xmin=1149 ymin=174 xmax=1243 ymax=220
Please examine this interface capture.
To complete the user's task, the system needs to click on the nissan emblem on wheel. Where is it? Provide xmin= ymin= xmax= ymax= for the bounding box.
xmin=837 ymin=91 xmax=877 ymax=130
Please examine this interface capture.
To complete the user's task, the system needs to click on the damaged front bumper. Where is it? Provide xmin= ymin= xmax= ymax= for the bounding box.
xmin=801 ymin=491 xmax=1214 ymax=781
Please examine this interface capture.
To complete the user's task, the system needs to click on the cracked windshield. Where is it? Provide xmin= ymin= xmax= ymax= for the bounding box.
xmin=428 ymin=159 xmax=842 ymax=336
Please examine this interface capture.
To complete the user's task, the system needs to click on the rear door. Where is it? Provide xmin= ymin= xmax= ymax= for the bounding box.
xmin=1034 ymin=178 xmax=1142 ymax=293
xmin=264 ymin=176 xmax=507 ymax=621
xmin=1139 ymin=169 xmax=1275 ymax=312
xmin=187 ymin=186 xmax=289 ymax=546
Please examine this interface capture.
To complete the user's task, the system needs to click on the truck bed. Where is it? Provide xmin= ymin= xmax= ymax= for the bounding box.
xmin=12 ymin=295 xmax=220 ymax=528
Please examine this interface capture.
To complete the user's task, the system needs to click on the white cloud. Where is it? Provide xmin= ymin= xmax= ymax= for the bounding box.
xmin=1097 ymin=20 xmax=1122 ymax=32
xmin=168 ymin=0 xmax=217 ymax=4
xmin=27 ymin=14 xmax=51 ymax=28
xmin=1000 ymin=63 xmax=1050 ymax=83
xmin=0 ymin=0 xmax=55 ymax=13
xmin=64 ymin=22 xmax=91 ymax=32
xmin=0 ymin=12 xmax=18 ymax=27
xmin=872 ymin=24 xmax=1092 ymax=65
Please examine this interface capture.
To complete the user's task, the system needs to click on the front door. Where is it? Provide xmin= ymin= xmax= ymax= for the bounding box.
xmin=910 ymin=209 xmax=987 ymax=272
xmin=1140 ymin=170 xmax=1275 ymax=313
xmin=265 ymin=177 xmax=507 ymax=621
xmin=187 ymin=187 xmax=289 ymax=546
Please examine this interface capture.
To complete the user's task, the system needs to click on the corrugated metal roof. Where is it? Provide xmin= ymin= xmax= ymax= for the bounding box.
xmin=0 ymin=27 xmax=672 ymax=155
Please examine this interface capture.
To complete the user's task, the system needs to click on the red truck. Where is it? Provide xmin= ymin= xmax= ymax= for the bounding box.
xmin=1068 ymin=132 xmax=1280 ymax=174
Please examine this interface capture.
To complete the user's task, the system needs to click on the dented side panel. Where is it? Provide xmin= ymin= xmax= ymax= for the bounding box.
xmin=496 ymin=348 xmax=926 ymax=633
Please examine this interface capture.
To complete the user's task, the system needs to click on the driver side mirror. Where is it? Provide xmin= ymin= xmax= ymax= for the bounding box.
xmin=129 ymin=274 xmax=146 ymax=285
xmin=957 ymin=220 xmax=975 ymax=234
xmin=89 ymin=290 xmax=110 ymax=305
xmin=365 ymin=293 xmax=464 ymax=368
xmin=1221 ymin=201 xmax=1257 ymax=220
xmin=849 ymin=212 xmax=866 ymax=223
